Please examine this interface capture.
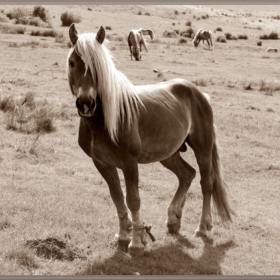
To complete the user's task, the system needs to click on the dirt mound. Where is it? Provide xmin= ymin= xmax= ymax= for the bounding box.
xmin=25 ymin=237 xmax=87 ymax=261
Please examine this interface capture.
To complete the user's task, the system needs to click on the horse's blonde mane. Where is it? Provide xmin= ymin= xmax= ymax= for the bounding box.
xmin=71 ymin=32 xmax=143 ymax=143
xmin=192 ymin=29 xmax=203 ymax=44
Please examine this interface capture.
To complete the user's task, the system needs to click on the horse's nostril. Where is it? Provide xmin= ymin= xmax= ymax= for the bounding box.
xmin=76 ymin=98 xmax=82 ymax=109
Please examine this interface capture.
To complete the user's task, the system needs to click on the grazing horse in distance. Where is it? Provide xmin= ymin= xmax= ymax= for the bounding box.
xmin=193 ymin=29 xmax=213 ymax=50
xmin=67 ymin=23 xmax=234 ymax=257
xmin=127 ymin=28 xmax=155 ymax=61
xmin=266 ymin=47 xmax=279 ymax=53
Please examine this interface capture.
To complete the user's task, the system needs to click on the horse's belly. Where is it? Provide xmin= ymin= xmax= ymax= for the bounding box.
xmin=137 ymin=123 xmax=189 ymax=163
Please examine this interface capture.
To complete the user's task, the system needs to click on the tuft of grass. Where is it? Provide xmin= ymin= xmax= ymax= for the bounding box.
xmin=6 ymin=249 xmax=39 ymax=269
xmin=0 ymin=95 xmax=16 ymax=112
xmin=0 ymin=218 xmax=13 ymax=231
xmin=192 ymin=78 xmax=208 ymax=87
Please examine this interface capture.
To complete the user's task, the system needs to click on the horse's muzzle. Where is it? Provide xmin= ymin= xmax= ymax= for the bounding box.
xmin=76 ymin=97 xmax=95 ymax=117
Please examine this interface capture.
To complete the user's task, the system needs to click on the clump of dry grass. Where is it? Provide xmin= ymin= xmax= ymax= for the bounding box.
xmin=192 ymin=78 xmax=208 ymax=87
xmin=1 ymin=92 xmax=56 ymax=134
xmin=25 ymin=237 xmax=87 ymax=261
xmin=259 ymin=79 xmax=280 ymax=93
xmin=30 ymin=29 xmax=57 ymax=37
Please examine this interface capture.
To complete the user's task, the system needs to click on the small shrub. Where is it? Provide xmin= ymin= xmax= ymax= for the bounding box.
xmin=137 ymin=11 xmax=142 ymax=15
xmin=6 ymin=7 xmax=30 ymax=21
xmin=180 ymin=27 xmax=194 ymax=38
xmin=225 ymin=32 xmax=233 ymax=40
xmin=260 ymin=32 xmax=279 ymax=40
xmin=215 ymin=27 xmax=223 ymax=32
xmin=32 ymin=5 xmax=49 ymax=23
xmin=185 ymin=21 xmax=192 ymax=26
xmin=174 ymin=10 xmax=179 ymax=15
xmin=31 ymin=29 xmax=57 ymax=37
xmin=201 ymin=15 xmax=207 ymax=19
xmin=145 ymin=12 xmax=150 ymax=16
xmin=105 ymin=26 xmax=111 ymax=30
xmin=257 ymin=41 xmax=262 ymax=46
xmin=60 ymin=11 xmax=81 ymax=27
xmin=163 ymin=30 xmax=178 ymax=38
xmin=16 ymin=16 xmax=46 ymax=27
xmin=216 ymin=36 xmax=227 ymax=43
xmin=260 ymin=34 xmax=268 ymax=40
xmin=238 ymin=34 xmax=248 ymax=40
xmin=1 ymin=25 xmax=26 ymax=34
xmin=55 ymin=32 xmax=65 ymax=43
xmin=0 ymin=13 xmax=9 ymax=22
xmin=179 ymin=38 xmax=187 ymax=44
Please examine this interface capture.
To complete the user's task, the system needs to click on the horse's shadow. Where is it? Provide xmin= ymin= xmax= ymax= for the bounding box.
xmin=80 ymin=234 xmax=236 ymax=275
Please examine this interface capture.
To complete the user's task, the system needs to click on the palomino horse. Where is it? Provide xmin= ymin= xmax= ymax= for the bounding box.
xmin=127 ymin=28 xmax=155 ymax=61
xmin=67 ymin=24 xmax=234 ymax=257
xmin=193 ymin=29 xmax=213 ymax=50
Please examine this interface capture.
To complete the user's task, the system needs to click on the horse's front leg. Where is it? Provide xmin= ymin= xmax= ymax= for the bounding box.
xmin=93 ymin=159 xmax=132 ymax=252
xmin=122 ymin=160 xmax=149 ymax=256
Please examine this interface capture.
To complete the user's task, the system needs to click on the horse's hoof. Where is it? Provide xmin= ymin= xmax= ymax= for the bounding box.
xmin=193 ymin=230 xmax=207 ymax=238
xmin=117 ymin=239 xmax=131 ymax=253
xmin=166 ymin=220 xmax=181 ymax=234
xmin=128 ymin=245 xmax=145 ymax=257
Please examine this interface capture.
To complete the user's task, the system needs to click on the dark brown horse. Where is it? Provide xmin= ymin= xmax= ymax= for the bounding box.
xmin=193 ymin=29 xmax=213 ymax=50
xmin=67 ymin=24 xmax=234 ymax=256
xmin=127 ymin=28 xmax=155 ymax=61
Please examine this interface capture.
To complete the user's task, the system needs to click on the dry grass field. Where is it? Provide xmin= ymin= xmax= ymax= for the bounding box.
xmin=0 ymin=4 xmax=280 ymax=276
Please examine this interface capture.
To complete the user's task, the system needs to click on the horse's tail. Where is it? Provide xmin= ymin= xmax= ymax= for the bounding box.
xmin=139 ymin=31 xmax=149 ymax=52
xmin=211 ymin=127 xmax=235 ymax=222
xmin=209 ymin=30 xmax=213 ymax=50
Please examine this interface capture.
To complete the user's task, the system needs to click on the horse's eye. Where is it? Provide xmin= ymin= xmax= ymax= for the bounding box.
xmin=69 ymin=61 xmax=75 ymax=68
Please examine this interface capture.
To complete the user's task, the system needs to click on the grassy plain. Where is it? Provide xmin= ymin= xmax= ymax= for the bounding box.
xmin=0 ymin=4 xmax=279 ymax=275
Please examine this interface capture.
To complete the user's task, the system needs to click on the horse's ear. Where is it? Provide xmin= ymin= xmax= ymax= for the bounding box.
xmin=69 ymin=23 xmax=78 ymax=45
xmin=96 ymin=26 xmax=105 ymax=44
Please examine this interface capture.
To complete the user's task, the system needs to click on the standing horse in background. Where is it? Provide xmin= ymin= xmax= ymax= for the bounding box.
xmin=127 ymin=28 xmax=155 ymax=61
xmin=67 ymin=24 xmax=234 ymax=257
xmin=193 ymin=29 xmax=213 ymax=50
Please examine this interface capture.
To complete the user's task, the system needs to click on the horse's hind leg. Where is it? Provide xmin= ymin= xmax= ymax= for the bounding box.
xmin=93 ymin=159 xmax=132 ymax=251
xmin=160 ymin=152 xmax=196 ymax=233
xmin=187 ymin=134 xmax=214 ymax=236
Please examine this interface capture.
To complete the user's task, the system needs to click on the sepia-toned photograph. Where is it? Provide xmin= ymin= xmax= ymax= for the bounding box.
xmin=0 ymin=4 xmax=279 ymax=276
